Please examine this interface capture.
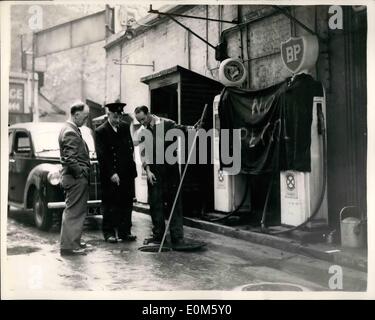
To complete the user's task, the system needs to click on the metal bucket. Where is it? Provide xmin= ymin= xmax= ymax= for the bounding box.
xmin=340 ymin=206 xmax=365 ymax=248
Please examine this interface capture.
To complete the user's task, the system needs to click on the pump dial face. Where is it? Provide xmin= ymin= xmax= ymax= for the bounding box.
xmin=286 ymin=174 xmax=296 ymax=191
xmin=218 ymin=170 xmax=224 ymax=182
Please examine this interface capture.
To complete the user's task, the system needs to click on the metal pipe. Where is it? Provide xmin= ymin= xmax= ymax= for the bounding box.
xmin=119 ymin=43 xmax=122 ymax=99
xmin=206 ymin=5 xmax=209 ymax=68
xmin=20 ymin=34 xmax=24 ymax=71
xmin=246 ymin=24 xmax=251 ymax=88
xmin=243 ymin=50 xmax=281 ymax=63
xmin=31 ymin=33 xmax=38 ymax=122
xmin=238 ymin=6 xmax=244 ymax=61
xmin=218 ymin=5 xmax=222 ymax=38
xmin=114 ymin=62 xmax=154 ymax=68
xmin=158 ymin=104 xmax=209 ymax=253
xmin=148 ymin=7 xmax=238 ymax=25
xmin=165 ymin=13 xmax=217 ymax=49
xmin=187 ymin=31 xmax=191 ymax=69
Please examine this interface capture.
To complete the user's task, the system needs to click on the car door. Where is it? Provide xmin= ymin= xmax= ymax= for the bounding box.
xmin=11 ymin=129 xmax=33 ymax=203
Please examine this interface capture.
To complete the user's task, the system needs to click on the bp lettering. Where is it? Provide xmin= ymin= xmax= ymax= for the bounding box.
xmin=286 ymin=44 xmax=302 ymax=63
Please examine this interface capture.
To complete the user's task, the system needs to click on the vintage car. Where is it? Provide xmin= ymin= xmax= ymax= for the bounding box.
xmin=8 ymin=122 xmax=101 ymax=230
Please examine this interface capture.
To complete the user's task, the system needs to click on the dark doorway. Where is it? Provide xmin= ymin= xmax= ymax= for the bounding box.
xmin=150 ymin=84 xmax=178 ymax=121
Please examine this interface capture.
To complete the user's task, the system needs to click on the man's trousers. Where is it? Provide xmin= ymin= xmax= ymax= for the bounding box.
xmin=60 ymin=175 xmax=89 ymax=250
xmin=101 ymin=179 xmax=134 ymax=240
xmin=147 ymin=165 xmax=184 ymax=242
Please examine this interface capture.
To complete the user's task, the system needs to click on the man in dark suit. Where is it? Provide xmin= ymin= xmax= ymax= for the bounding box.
xmin=58 ymin=101 xmax=90 ymax=256
xmin=95 ymin=102 xmax=137 ymax=243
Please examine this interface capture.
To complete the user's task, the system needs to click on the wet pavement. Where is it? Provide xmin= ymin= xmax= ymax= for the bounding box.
xmin=4 ymin=207 xmax=367 ymax=295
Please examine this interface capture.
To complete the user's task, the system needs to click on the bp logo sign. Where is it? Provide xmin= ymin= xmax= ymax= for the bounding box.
xmin=281 ymin=35 xmax=319 ymax=74
xmin=219 ymin=58 xmax=247 ymax=87
xmin=286 ymin=174 xmax=296 ymax=191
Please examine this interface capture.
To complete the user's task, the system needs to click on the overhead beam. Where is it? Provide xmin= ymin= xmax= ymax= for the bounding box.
xmin=148 ymin=6 xmax=217 ymax=50
xmin=148 ymin=5 xmax=239 ymax=25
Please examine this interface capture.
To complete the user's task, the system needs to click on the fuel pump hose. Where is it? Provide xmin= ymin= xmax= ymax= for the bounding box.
xmin=205 ymin=177 xmax=249 ymax=222
xmin=266 ymin=103 xmax=327 ymax=235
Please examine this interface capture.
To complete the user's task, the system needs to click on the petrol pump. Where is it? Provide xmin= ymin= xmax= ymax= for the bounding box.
xmin=279 ymin=35 xmax=328 ymax=228
xmin=213 ymin=94 xmax=251 ymax=213
xmin=213 ymin=58 xmax=250 ymax=214
xmin=213 ymin=35 xmax=328 ymax=230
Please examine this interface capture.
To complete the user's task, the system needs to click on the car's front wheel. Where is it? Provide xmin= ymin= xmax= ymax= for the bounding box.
xmin=33 ymin=191 xmax=53 ymax=231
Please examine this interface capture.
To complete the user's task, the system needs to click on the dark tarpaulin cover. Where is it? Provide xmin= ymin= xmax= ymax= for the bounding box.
xmin=218 ymin=73 xmax=323 ymax=174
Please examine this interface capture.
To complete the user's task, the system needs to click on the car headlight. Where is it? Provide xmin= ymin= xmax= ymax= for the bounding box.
xmin=47 ymin=171 xmax=61 ymax=185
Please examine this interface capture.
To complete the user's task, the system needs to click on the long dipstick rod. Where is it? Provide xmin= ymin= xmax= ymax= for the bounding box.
xmin=158 ymin=104 xmax=209 ymax=253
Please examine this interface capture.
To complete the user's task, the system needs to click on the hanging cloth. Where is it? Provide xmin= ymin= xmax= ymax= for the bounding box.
xmin=218 ymin=73 xmax=323 ymax=174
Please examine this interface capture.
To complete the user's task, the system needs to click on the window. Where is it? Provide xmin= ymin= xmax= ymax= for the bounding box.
xmin=14 ymin=131 xmax=31 ymax=153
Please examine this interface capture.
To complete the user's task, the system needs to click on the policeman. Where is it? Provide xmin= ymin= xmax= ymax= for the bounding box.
xmin=95 ymin=102 xmax=137 ymax=243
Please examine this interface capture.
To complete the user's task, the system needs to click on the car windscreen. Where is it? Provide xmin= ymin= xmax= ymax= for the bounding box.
xmin=32 ymin=126 xmax=96 ymax=155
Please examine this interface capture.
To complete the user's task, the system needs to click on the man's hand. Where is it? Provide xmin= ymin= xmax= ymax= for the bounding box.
xmin=146 ymin=170 xmax=157 ymax=185
xmin=193 ymin=119 xmax=203 ymax=129
xmin=110 ymin=173 xmax=120 ymax=186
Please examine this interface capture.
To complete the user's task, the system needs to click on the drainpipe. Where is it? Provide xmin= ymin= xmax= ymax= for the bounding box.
xmin=104 ymin=50 xmax=108 ymax=105
xmin=206 ymin=5 xmax=209 ymax=69
xmin=186 ymin=30 xmax=191 ymax=69
xmin=238 ymin=6 xmax=243 ymax=61
xmin=218 ymin=5 xmax=222 ymax=36
xmin=246 ymin=24 xmax=251 ymax=88
xmin=32 ymin=33 xmax=38 ymax=122
xmin=119 ymin=42 xmax=122 ymax=100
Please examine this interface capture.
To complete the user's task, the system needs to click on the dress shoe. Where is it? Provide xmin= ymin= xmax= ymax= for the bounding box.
xmin=80 ymin=241 xmax=92 ymax=249
xmin=105 ymin=236 xmax=118 ymax=243
xmin=171 ymin=239 xmax=206 ymax=251
xmin=60 ymin=248 xmax=87 ymax=256
xmin=171 ymin=238 xmax=187 ymax=249
xmin=120 ymin=234 xmax=137 ymax=242
xmin=143 ymin=236 xmax=162 ymax=245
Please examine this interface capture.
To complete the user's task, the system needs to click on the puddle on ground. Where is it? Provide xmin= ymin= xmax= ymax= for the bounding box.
xmin=7 ymin=246 xmax=41 ymax=255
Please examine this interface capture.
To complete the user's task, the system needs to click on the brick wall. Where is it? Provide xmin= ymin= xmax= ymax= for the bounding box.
xmin=37 ymin=40 xmax=106 ymax=113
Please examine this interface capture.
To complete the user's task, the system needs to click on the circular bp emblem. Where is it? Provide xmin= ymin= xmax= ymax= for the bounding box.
xmin=224 ymin=61 xmax=244 ymax=82
xmin=286 ymin=174 xmax=296 ymax=191
xmin=219 ymin=58 xmax=247 ymax=87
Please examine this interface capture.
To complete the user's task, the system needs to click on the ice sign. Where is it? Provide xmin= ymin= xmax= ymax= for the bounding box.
xmin=281 ymin=35 xmax=319 ymax=74
xmin=9 ymin=83 xmax=25 ymax=113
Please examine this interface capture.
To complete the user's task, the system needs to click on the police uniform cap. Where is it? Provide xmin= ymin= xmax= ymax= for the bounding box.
xmin=106 ymin=102 xmax=127 ymax=113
